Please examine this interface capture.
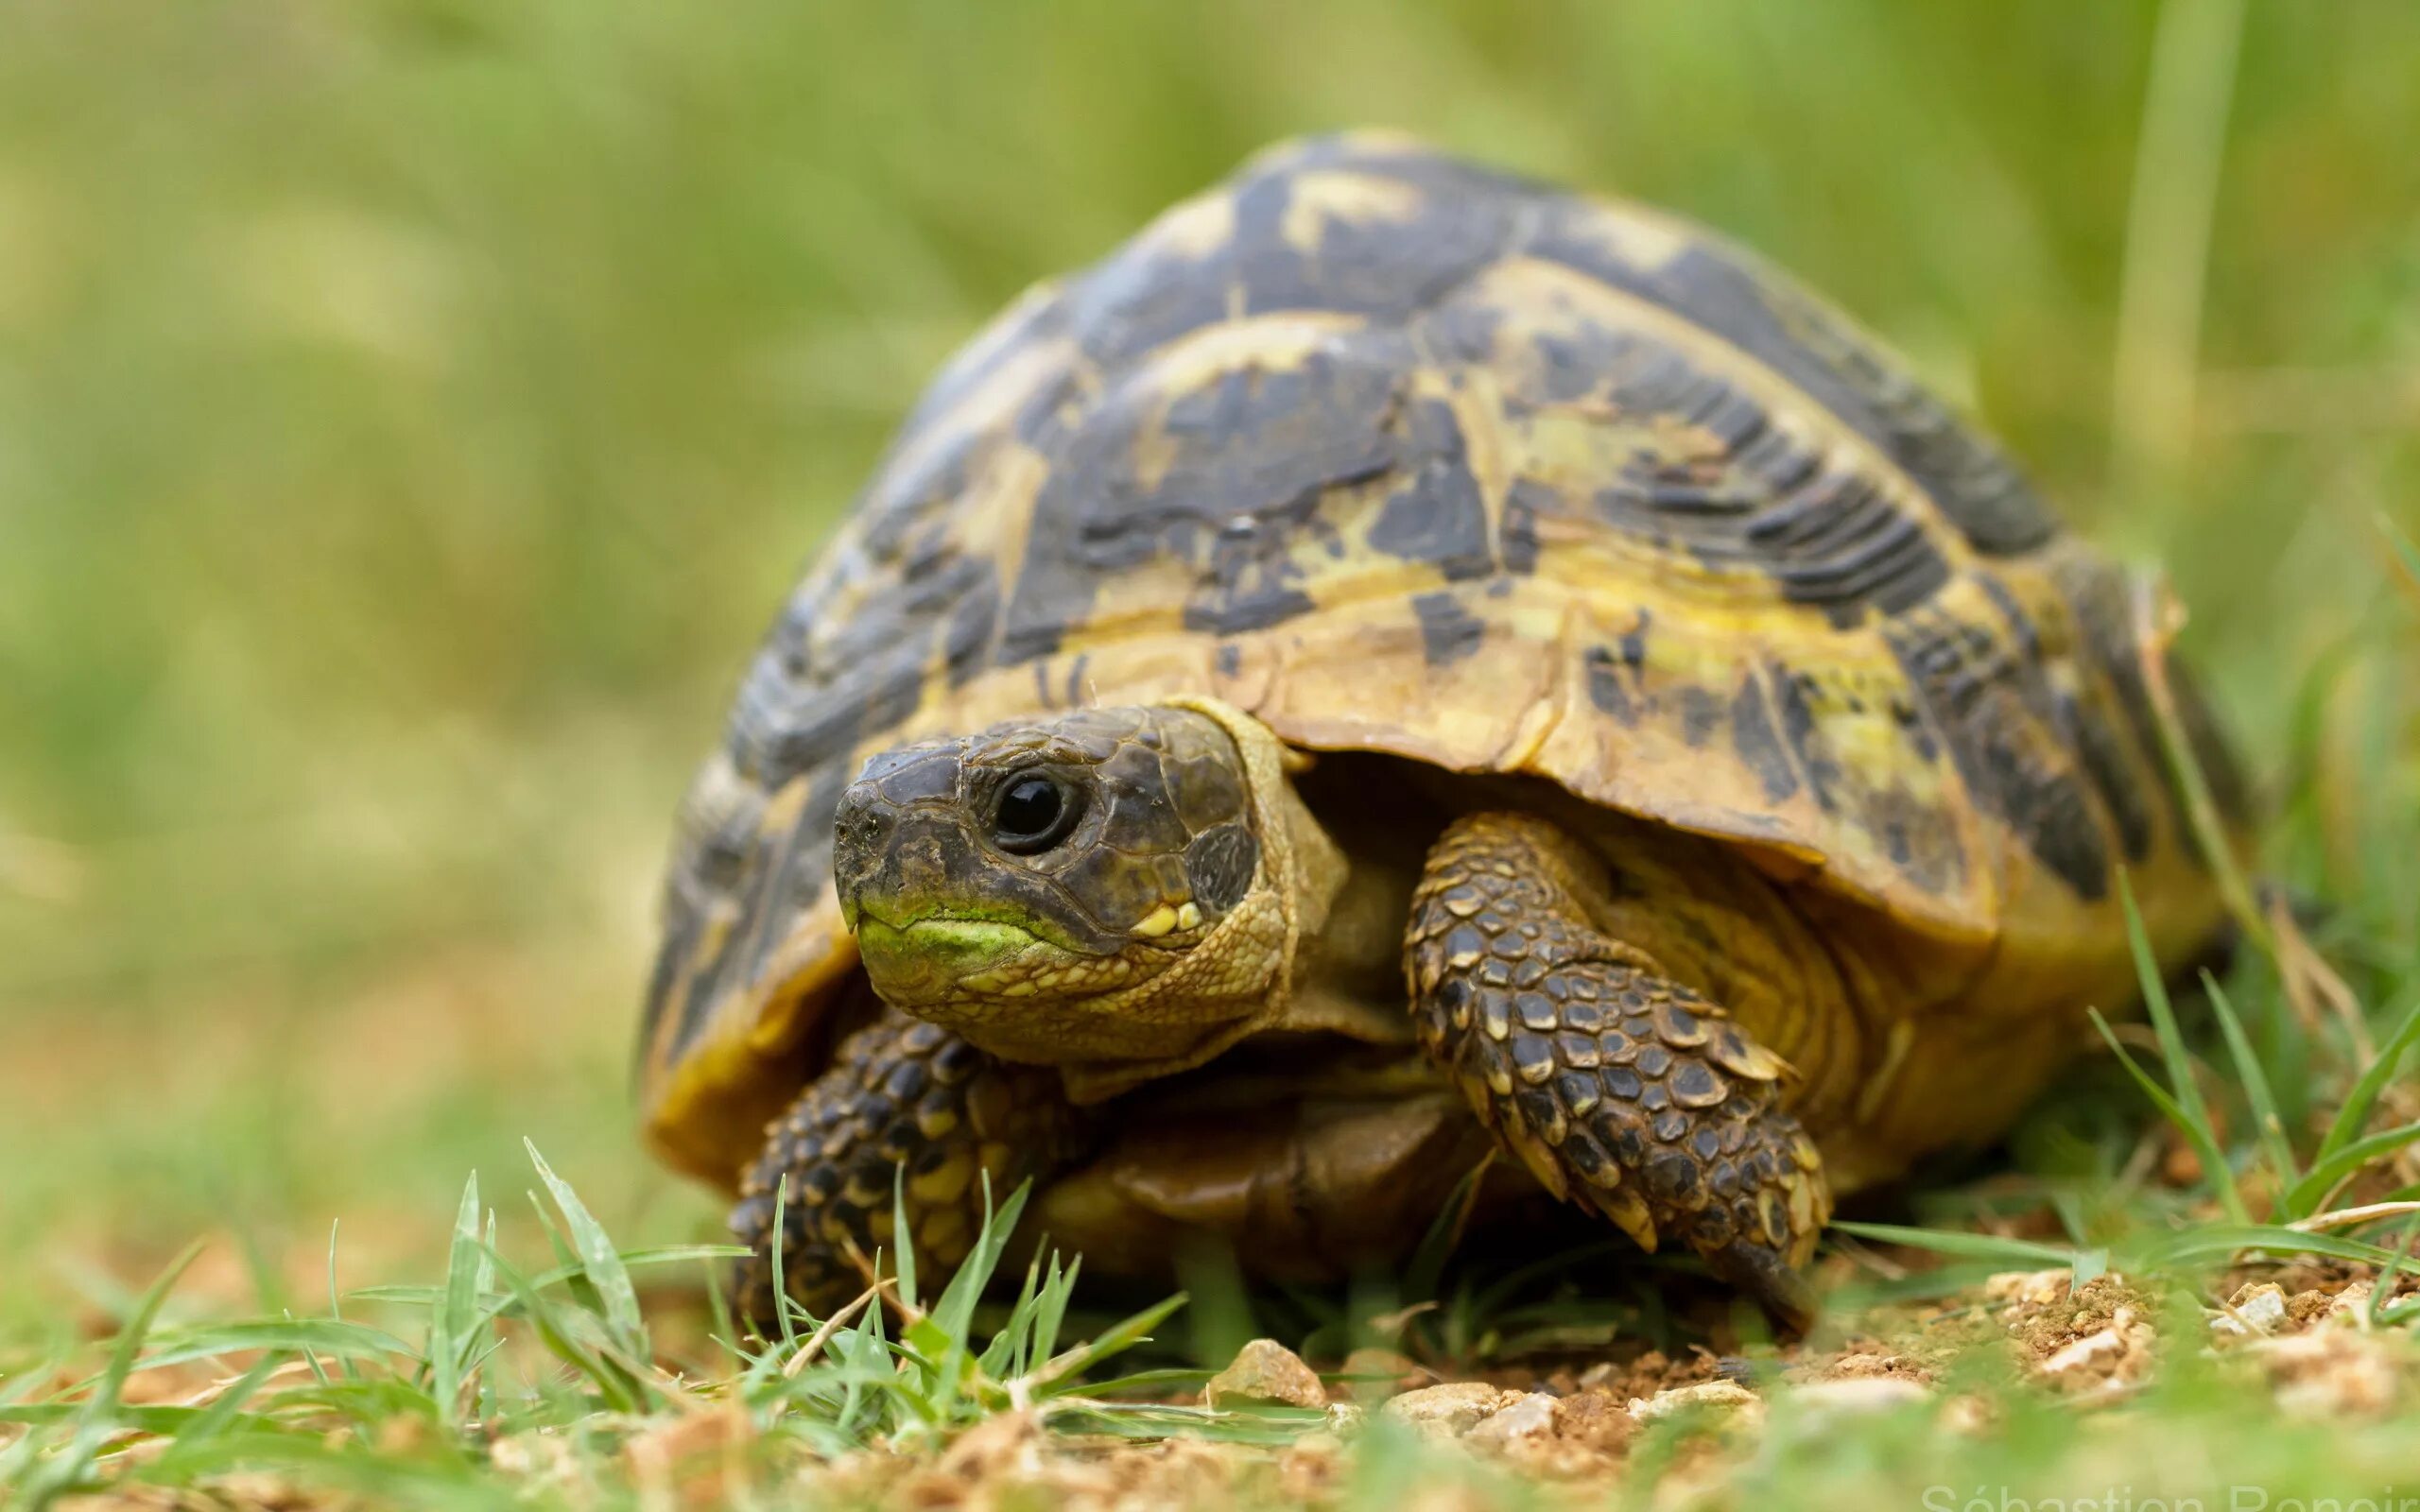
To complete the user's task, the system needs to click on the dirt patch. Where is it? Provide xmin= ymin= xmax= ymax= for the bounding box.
xmin=1785 ymin=1336 xmax=1937 ymax=1388
xmin=814 ymin=1419 xmax=1363 ymax=1512
xmin=1561 ymin=1347 xmax=1722 ymax=1401
xmin=1984 ymin=1270 xmax=2155 ymax=1394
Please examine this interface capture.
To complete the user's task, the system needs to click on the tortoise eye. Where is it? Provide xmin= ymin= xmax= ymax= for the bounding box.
xmin=991 ymin=773 xmax=1081 ymax=854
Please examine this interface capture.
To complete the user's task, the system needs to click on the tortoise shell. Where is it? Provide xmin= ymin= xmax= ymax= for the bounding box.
xmin=639 ymin=133 xmax=2246 ymax=1187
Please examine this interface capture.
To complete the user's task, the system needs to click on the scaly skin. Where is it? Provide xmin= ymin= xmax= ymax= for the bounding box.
xmin=1404 ymin=812 xmax=1833 ymax=1328
xmin=730 ymin=1013 xmax=1084 ymax=1328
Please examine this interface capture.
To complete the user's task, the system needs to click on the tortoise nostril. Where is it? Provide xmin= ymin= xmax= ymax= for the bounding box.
xmin=834 ymin=786 xmax=893 ymax=852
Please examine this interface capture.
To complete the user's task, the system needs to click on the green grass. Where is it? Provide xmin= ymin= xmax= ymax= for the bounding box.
xmin=0 ymin=1153 xmax=1259 ymax=1509
xmin=6 ymin=0 xmax=2420 ymax=1503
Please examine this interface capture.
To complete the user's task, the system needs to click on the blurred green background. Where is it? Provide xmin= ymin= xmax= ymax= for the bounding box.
xmin=3 ymin=1 xmax=2415 ymax=1332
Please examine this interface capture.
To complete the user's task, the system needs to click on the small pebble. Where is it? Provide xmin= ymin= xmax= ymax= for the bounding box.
xmin=2040 ymin=1326 xmax=2126 ymax=1375
xmin=2211 ymin=1281 xmax=2289 ymax=1337
xmin=1465 ymin=1391 xmax=1557 ymax=1450
xmin=1381 ymin=1382 xmax=1518 ymax=1437
xmin=1789 ymin=1377 xmax=1930 ymax=1415
xmin=1203 ymin=1339 xmax=1327 ymax=1410
xmin=2325 ymin=1280 xmax=2377 ymax=1321
xmin=1630 ymin=1380 xmax=1760 ymax=1421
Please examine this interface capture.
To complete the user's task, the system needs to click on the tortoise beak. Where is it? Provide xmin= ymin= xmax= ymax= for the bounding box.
xmin=831 ymin=741 xmax=968 ymax=934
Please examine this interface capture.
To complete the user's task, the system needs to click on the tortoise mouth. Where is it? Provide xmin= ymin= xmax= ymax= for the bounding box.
xmin=851 ymin=908 xmax=1086 ymax=1007
xmin=855 ymin=912 xmax=1049 ymax=954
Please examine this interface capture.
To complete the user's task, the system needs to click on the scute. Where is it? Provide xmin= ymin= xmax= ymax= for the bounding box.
xmin=640 ymin=132 xmax=2242 ymax=1187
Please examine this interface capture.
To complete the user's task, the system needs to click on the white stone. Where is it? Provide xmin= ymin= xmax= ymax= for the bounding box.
xmin=1629 ymin=1379 xmax=1760 ymax=1421
xmin=1380 ymin=1382 xmax=1516 ymax=1437
xmin=1465 ymin=1391 xmax=1558 ymax=1450
xmin=2040 ymin=1327 xmax=2126 ymax=1375
xmin=2211 ymin=1281 xmax=2289 ymax=1337
xmin=1789 ymin=1377 xmax=1930 ymax=1414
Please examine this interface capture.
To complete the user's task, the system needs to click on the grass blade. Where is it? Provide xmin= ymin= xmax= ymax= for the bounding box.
xmin=1029 ymin=1255 xmax=1076 ymax=1381
xmin=1029 ymin=1292 xmax=1187 ymax=1398
xmin=0 ymin=1403 xmax=285 ymax=1436
xmin=133 ymin=1320 xmax=418 ymax=1376
xmin=2204 ymin=971 xmax=2300 ymax=1201
xmin=769 ymin=1174 xmax=798 ymax=1349
xmin=901 ymin=1177 xmax=1032 ymax=1427
xmin=525 ymin=1141 xmax=647 ymax=1366
xmin=2128 ymin=582 xmax=2267 ymax=949
xmin=2283 ymin=1121 xmax=2420 ymax=1217
xmin=2370 ymin=1211 xmax=2420 ymax=1327
xmin=0 ymin=1357 xmax=63 ymax=1411
xmin=2317 ymin=988 xmax=2420 ymax=1163
xmin=19 ymin=1240 xmax=202 ymax=1511
xmin=479 ymin=1244 xmax=644 ymax=1415
xmin=1829 ymin=1221 xmax=2081 ymax=1269
xmin=980 ymin=1254 xmax=1049 ymax=1383
xmin=349 ymin=1246 xmax=750 ymax=1312
xmin=890 ymin=1168 xmax=919 ymax=1317
xmin=930 ymin=1177 xmax=1028 ymax=1364
xmin=2122 ymin=876 xmax=2221 ymax=1147
xmin=2091 ymin=1001 xmax=2251 ymax=1224
xmin=426 ymin=1173 xmax=481 ymax=1421
xmin=151 ymin=1352 xmax=289 ymax=1469
xmin=2109 ymin=0 xmax=2244 ymax=490
xmin=2140 ymin=1223 xmax=2401 ymax=1270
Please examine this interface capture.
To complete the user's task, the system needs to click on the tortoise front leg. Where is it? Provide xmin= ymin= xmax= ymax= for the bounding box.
xmin=1404 ymin=813 xmax=1833 ymax=1329
xmin=730 ymin=1012 xmax=1087 ymax=1332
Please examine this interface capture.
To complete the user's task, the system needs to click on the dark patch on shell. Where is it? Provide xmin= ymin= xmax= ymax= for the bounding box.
xmin=1750 ymin=474 xmax=1952 ymax=627
xmin=1730 ymin=675 xmax=1799 ymax=802
xmin=1887 ymin=605 xmax=2112 ymax=901
xmin=1979 ymin=713 xmax=2111 ymax=900
xmin=2163 ymin=655 xmax=2252 ymax=824
xmin=2062 ymin=695 xmax=2153 ymax=865
xmin=1227 ymin=151 xmax=1513 ymax=322
xmin=1580 ymin=614 xmax=1658 ymax=729
xmin=1771 ymin=668 xmax=1841 ymax=814
xmin=1366 ymin=399 xmax=1492 ymax=580
xmin=1678 ymin=686 xmax=1722 ymax=747
xmin=1523 ymin=198 xmax=2057 ymax=558
xmin=1000 ymin=336 xmax=1409 ymax=658
xmin=1504 ymin=324 xmax=1957 ymax=624
xmin=1499 ymin=478 xmax=1550 ymax=575
xmin=1411 ymin=591 xmax=1487 ymax=666
xmin=942 ymin=565 xmax=1001 ymax=686
xmin=1584 ymin=645 xmax=1640 ymax=726
xmin=1618 ymin=612 xmax=1651 ymax=679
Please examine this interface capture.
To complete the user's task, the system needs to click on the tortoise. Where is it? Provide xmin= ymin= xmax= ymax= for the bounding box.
xmin=637 ymin=133 xmax=2249 ymax=1328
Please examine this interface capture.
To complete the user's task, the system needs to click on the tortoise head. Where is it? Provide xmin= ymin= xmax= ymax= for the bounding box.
xmin=831 ymin=698 xmax=1334 ymax=1074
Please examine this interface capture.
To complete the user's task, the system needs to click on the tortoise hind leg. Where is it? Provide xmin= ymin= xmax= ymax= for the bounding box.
xmin=730 ymin=1013 xmax=1087 ymax=1332
xmin=1403 ymin=813 xmax=1833 ymax=1330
